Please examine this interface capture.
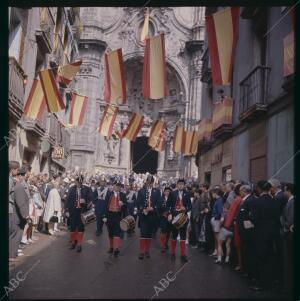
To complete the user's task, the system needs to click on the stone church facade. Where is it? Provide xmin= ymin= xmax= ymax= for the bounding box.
xmin=69 ymin=7 xmax=205 ymax=178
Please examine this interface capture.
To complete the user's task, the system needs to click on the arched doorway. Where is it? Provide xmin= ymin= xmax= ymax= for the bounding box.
xmin=131 ymin=136 xmax=158 ymax=174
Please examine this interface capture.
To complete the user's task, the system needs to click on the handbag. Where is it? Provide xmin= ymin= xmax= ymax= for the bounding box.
xmin=49 ymin=212 xmax=59 ymax=223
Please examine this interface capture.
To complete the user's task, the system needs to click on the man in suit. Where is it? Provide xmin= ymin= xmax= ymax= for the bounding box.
xmin=65 ymin=175 xmax=93 ymax=252
xmin=102 ymin=181 xmax=127 ymax=257
xmin=168 ymin=178 xmax=192 ymax=263
xmin=282 ymin=183 xmax=294 ymax=294
xmin=137 ymin=175 xmax=161 ymax=259
xmin=236 ymin=185 xmax=255 ymax=278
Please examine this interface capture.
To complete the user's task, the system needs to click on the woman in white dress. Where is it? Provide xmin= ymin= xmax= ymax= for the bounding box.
xmin=43 ymin=177 xmax=62 ymax=235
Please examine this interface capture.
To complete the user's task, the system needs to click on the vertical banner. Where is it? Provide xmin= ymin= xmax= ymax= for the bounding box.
xmin=39 ymin=69 xmax=65 ymax=112
xmin=142 ymin=33 xmax=168 ymax=99
xmin=98 ymin=105 xmax=119 ymax=138
xmin=57 ymin=60 xmax=82 ymax=85
xmin=182 ymin=130 xmax=198 ymax=156
xmin=172 ymin=126 xmax=184 ymax=153
xmin=103 ymin=48 xmax=126 ymax=105
xmin=283 ymin=31 xmax=294 ymax=77
xmin=23 ymin=79 xmax=47 ymax=120
xmin=123 ymin=112 xmax=144 ymax=142
xmin=205 ymin=7 xmax=240 ymax=85
xmin=198 ymin=118 xmax=213 ymax=141
xmin=69 ymin=93 xmax=88 ymax=126
xmin=141 ymin=7 xmax=150 ymax=42
xmin=148 ymin=120 xmax=167 ymax=151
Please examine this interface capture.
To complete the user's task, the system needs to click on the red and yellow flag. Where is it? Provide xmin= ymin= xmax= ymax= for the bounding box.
xmin=123 ymin=112 xmax=144 ymax=142
xmin=103 ymin=49 xmax=126 ymax=105
xmin=141 ymin=8 xmax=150 ymax=42
xmin=172 ymin=126 xmax=184 ymax=153
xmin=23 ymin=79 xmax=47 ymax=120
xmin=198 ymin=118 xmax=213 ymax=141
xmin=57 ymin=60 xmax=82 ymax=86
xmin=182 ymin=130 xmax=198 ymax=156
xmin=212 ymin=97 xmax=233 ymax=130
xmin=98 ymin=105 xmax=119 ymax=138
xmin=39 ymin=69 xmax=65 ymax=112
xmin=283 ymin=30 xmax=294 ymax=77
xmin=69 ymin=93 xmax=88 ymax=126
xmin=206 ymin=7 xmax=240 ymax=85
xmin=148 ymin=120 xmax=167 ymax=152
xmin=142 ymin=33 xmax=168 ymax=99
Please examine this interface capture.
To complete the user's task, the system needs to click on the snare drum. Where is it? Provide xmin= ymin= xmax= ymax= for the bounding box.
xmin=81 ymin=208 xmax=96 ymax=224
xmin=120 ymin=215 xmax=136 ymax=231
xmin=172 ymin=213 xmax=188 ymax=229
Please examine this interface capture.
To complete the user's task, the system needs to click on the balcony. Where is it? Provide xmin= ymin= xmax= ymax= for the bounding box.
xmin=9 ymin=57 xmax=26 ymax=121
xmin=212 ymin=97 xmax=233 ymax=140
xmin=239 ymin=66 xmax=270 ymax=122
xmin=36 ymin=8 xmax=54 ymax=53
xmin=22 ymin=116 xmax=46 ymax=137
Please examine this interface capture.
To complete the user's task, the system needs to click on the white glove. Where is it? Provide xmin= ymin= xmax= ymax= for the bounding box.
xmin=168 ymin=214 xmax=172 ymax=222
xmin=102 ymin=218 xmax=107 ymax=223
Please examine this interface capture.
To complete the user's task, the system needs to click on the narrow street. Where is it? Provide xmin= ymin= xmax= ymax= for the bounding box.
xmin=9 ymin=223 xmax=286 ymax=299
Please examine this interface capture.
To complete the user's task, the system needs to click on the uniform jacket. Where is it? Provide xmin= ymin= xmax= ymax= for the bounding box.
xmin=65 ymin=185 xmax=93 ymax=213
xmin=93 ymin=186 xmax=109 ymax=213
xmin=103 ymin=190 xmax=127 ymax=218
xmin=137 ymin=186 xmax=162 ymax=215
xmin=168 ymin=189 xmax=192 ymax=216
xmin=158 ymin=194 xmax=172 ymax=216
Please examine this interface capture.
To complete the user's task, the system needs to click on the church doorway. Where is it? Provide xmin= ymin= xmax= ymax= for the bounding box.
xmin=131 ymin=136 xmax=158 ymax=174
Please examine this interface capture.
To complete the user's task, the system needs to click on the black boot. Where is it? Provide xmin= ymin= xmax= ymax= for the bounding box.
xmin=138 ymin=253 xmax=144 ymax=260
xmin=108 ymin=248 xmax=113 ymax=254
xmin=76 ymin=245 xmax=82 ymax=253
xmin=181 ymin=255 xmax=188 ymax=263
xmin=69 ymin=241 xmax=77 ymax=250
xmin=114 ymin=249 xmax=120 ymax=257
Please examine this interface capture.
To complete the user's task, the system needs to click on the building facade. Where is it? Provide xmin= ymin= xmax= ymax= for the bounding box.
xmin=196 ymin=7 xmax=294 ymax=185
xmin=8 ymin=7 xmax=81 ymax=175
xmin=70 ymin=7 xmax=205 ymax=178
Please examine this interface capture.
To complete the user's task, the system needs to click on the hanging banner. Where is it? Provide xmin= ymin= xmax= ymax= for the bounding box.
xmin=98 ymin=105 xmax=119 ymax=138
xmin=141 ymin=8 xmax=150 ymax=42
xmin=212 ymin=97 xmax=233 ymax=130
xmin=103 ymin=48 xmax=126 ymax=105
xmin=39 ymin=69 xmax=65 ymax=112
xmin=283 ymin=30 xmax=294 ymax=77
xmin=148 ymin=120 xmax=167 ymax=151
xmin=57 ymin=60 xmax=82 ymax=86
xmin=142 ymin=33 xmax=168 ymax=99
xmin=69 ymin=93 xmax=88 ymax=126
xmin=198 ymin=118 xmax=213 ymax=141
xmin=23 ymin=79 xmax=47 ymax=120
xmin=205 ymin=7 xmax=240 ymax=85
xmin=123 ymin=112 xmax=144 ymax=142
xmin=182 ymin=130 xmax=197 ymax=156
xmin=172 ymin=126 xmax=184 ymax=153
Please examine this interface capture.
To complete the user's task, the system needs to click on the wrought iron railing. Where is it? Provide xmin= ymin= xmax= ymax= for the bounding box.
xmin=239 ymin=66 xmax=271 ymax=114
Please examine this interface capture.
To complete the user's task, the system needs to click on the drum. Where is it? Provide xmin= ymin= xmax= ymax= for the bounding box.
xmin=172 ymin=213 xmax=188 ymax=229
xmin=120 ymin=215 xmax=136 ymax=231
xmin=81 ymin=208 xmax=96 ymax=224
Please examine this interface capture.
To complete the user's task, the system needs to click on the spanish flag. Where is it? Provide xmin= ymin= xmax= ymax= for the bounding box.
xmin=98 ymin=105 xmax=119 ymax=138
xmin=39 ymin=69 xmax=65 ymax=112
xmin=172 ymin=126 xmax=184 ymax=153
xmin=212 ymin=97 xmax=233 ymax=130
xmin=69 ymin=93 xmax=88 ymax=126
xmin=283 ymin=31 xmax=294 ymax=77
xmin=181 ymin=131 xmax=198 ymax=156
xmin=191 ymin=131 xmax=200 ymax=155
xmin=57 ymin=60 xmax=82 ymax=86
xmin=103 ymin=49 xmax=126 ymax=105
xmin=123 ymin=112 xmax=144 ymax=142
xmin=141 ymin=8 xmax=150 ymax=42
xmin=148 ymin=120 xmax=167 ymax=152
xmin=142 ymin=33 xmax=168 ymax=100
xmin=198 ymin=118 xmax=213 ymax=141
xmin=206 ymin=7 xmax=240 ymax=85
xmin=23 ymin=79 xmax=47 ymax=120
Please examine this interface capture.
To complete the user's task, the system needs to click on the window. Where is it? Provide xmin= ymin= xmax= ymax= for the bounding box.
xmin=222 ymin=166 xmax=232 ymax=182
xmin=204 ymin=172 xmax=211 ymax=186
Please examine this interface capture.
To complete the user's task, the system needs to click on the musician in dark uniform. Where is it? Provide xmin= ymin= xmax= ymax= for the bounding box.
xmin=125 ymin=184 xmax=137 ymax=236
xmin=102 ymin=181 xmax=127 ymax=257
xmin=137 ymin=175 xmax=161 ymax=259
xmin=169 ymin=178 xmax=192 ymax=262
xmin=158 ymin=186 xmax=172 ymax=253
xmin=93 ymin=179 xmax=109 ymax=236
xmin=65 ymin=175 xmax=93 ymax=252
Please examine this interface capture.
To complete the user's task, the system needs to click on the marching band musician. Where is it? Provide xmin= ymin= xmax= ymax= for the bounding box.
xmin=169 ymin=178 xmax=192 ymax=263
xmin=93 ymin=179 xmax=109 ymax=236
xmin=65 ymin=175 xmax=93 ymax=252
xmin=158 ymin=186 xmax=173 ymax=253
xmin=125 ymin=184 xmax=137 ymax=236
xmin=102 ymin=181 xmax=127 ymax=257
xmin=137 ymin=175 xmax=162 ymax=260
